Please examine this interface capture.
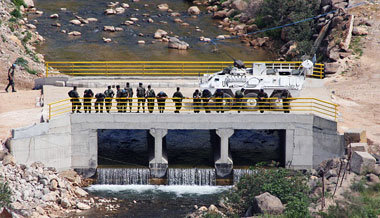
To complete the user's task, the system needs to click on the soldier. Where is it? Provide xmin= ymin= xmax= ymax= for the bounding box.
xmin=95 ymin=92 xmax=105 ymax=113
xmin=172 ymin=87 xmax=184 ymax=113
xmin=146 ymin=85 xmax=156 ymax=113
xmin=83 ymin=89 xmax=94 ymax=113
xmin=116 ymin=85 xmax=122 ymax=113
xmin=120 ymin=89 xmax=128 ymax=113
xmin=281 ymin=89 xmax=292 ymax=113
xmin=5 ymin=64 xmax=16 ymax=92
xmin=136 ymin=83 xmax=146 ymax=113
xmin=125 ymin=82 xmax=134 ymax=112
xmin=104 ymin=86 xmax=115 ymax=113
xmin=257 ymin=89 xmax=268 ymax=113
xmin=213 ymin=89 xmax=224 ymax=113
xmin=193 ymin=89 xmax=201 ymax=113
xmin=157 ymin=91 xmax=168 ymax=113
xmin=234 ymin=88 xmax=245 ymax=113
xmin=68 ymin=86 xmax=81 ymax=113
xmin=202 ymin=89 xmax=212 ymax=113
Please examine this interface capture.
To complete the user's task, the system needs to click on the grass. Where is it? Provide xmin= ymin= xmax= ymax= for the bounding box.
xmin=10 ymin=9 xmax=22 ymax=18
xmin=350 ymin=36 xmax=363 ymax=57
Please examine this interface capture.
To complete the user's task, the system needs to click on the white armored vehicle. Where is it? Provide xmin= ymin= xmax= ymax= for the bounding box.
xmin=199 ymin=59 xmax=314 ymax=100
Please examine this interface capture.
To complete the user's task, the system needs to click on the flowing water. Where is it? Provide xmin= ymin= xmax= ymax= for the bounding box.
xmin=32 ymin=0 xmax=276 ymax=61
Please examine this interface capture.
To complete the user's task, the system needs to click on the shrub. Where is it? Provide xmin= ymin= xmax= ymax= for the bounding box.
xmin=15 ymin=57 xmax=28 ymax=67
xmin=22 ymin=31 xmax=32 ymax=43
xmin=10 ymin=9 xmax=22 ymax=18
xmin=226 ymin=167 xmax=310 ymax=217
xmin=12 ymin=0 xmax=27 ymax=8
xmin=0 ymin=182 xmax=12 ymax=208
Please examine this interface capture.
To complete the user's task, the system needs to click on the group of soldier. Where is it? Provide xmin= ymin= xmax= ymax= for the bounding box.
xmin=68 ymin=83 xmax=292 ymax=114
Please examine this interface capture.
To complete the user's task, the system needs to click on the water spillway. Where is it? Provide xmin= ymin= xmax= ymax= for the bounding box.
xmin=97 ymin=168 xmax=151 ymax=185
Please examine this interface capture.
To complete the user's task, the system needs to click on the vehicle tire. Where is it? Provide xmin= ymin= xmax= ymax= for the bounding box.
xmin=244 ymin=93 xmax=258 ymax=111
xmin=269 ymin=92 xmax=282 ymax=111
xmin=222 ymin=93 xmax=233 ymax=111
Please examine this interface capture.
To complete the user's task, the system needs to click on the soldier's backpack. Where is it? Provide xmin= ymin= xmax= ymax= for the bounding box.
xmin=68 ymin=90 xmax=75 ymax=98
xmin=121 ymin=89 xmax=128 ymax=97
xmin=147 ymin=89 xmax=155 ymax=98
xmin=137 ymin=87 xmax=145 ymax=97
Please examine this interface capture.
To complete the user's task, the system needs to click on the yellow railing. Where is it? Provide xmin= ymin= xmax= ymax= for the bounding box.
xmin=45 ymin=61 xmax=325 ymax=79
xmin=48 ymin=97 xmax=337 ymax=120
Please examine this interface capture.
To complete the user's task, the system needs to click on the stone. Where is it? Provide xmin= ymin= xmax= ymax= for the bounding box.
xmin=148 ymin=18 xmax=154 ymax=23
xmin=137 ymin=40 xmax=145 ymax=44
xmin=52 ymin=23 xmax=61 ymax=27
xmin=87 ymin=18 xmax=98 ymax=22
xmin=74 ymin=187 xmax=88 ymax=197
xmin=253 ymin=192 xmax=284 ymax=215
xmin=103 ymin=38 xmax=112 ymax=43
xmin=0 ymin=151 xmax=7 ymax=161
xmin=121 ymin=3 xmax=129 ymax=8
xmin=104 ymin=26 xmax=115 ymax=32
xmin=188 ymin=6 xmax=200 ymax=15
xmin=171 ymin=12 xmax=180 ymax=17
xmin=234 ymin=24 xmax=246 ymax=31
xmin=213 ymin=10 xmax=228 ymax=19
xmin=198 ymin=206 xmax=208 ymax=212
xmin=50 ymin=179 xmax=58 ymax=191
xmin=2 ymin=154 xmax=15 ymax=166
xmin=61 ymin=198 xmax=71 ymax=208
xmin=208 ymin=204 xmax=218 ymax=212
xmin=231 ymin=0 xmax=248 ymax=11
xmin=130 ymin=18 xmax=139 ymax=22
xmin=26 ymin=24 xmax=37 ymax=29
xmin=324 ymin=62 xmax=340 ymax=74
xmin=350 ymin=143 xmax=368 ymax=153
xmin=367 ymin=173 xmax=380 ymax=185
xmin=174 ymin=18 xmax=183 ymax=23
xmin=104 ymin=9 xmax=116 ymax=15
xmin=24 ymin=0 xmax=34 ymax=7
xmin=124 ymin=20 xmax=134 ymax=25
xmin=115 ymin=27 xmax=123 ymax=31
xmin=35 ymin=206 xmax=45 ymax=215
xmin=68 ymin=31 xmax=81 ymax=36
xmin=42 ymin=192 xmax=57 ymax=202
xmin=344 ymin=129 xmax=367 ymax=146
xmin=157 ymin=3 xmax=169 ymax=11
xmin=70 ymin=19 xmax=81 ymax=25
xmin=351 ymin=151 xmax=376 ymax=175
xmin=373 ymin=165 xmax=380 ymax=176
xmin=216 ymin=35 xmax=225 ymax=40
xmin=76 ymin=202 xmax=91 ymax=210
xmin=50 ymin=14 xmax=59 ymax=19
xmin=154 ymin=29 xmax=167 ymax=39
xmin=352 ymin=27 xmax=368 ymax=36
xmin=35 ymin=11 xmax=43 ymax=15
xmin=257 ymin=37 xmax=269 ymax=47
xmin=115 ymin=7 xmax=125 ymax=14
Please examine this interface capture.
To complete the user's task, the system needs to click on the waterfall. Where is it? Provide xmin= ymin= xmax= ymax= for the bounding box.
xmin=233 ymin=169 xmax=255 ymax=184
xmin=167 ymin=168 xmax=216 ymax=186
xmin=97 ymin=168 xmax=150 ymax=185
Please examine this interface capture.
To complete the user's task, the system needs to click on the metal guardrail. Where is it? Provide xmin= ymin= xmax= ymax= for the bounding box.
xmin=48 ymin=97 xmax=337 ymax=121
xmin=45 ymin=61 xmax=325 ymax=79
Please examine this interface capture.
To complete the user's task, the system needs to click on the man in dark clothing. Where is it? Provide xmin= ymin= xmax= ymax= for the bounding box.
xmin=213 ymin=89 xmax=224 ymax=113
xmin=172 ymin=87 xmax=184 ymax=113
xmin=125 ymin=82 xmax=134 ymax=112
xmin=116 ymin=85 xmax=123 ymax=113
xmin=120 ymin=89 xmax=128 ymax=113
xmin=68 ymin=86 xmax=81 ymax=113
xmin=156 ymin=91 xmax=168 ymax=113
xmin=83 ymin=89 xmax=94 ymax=113
xmin=202 ymin=89 xmax=212 ymax=113
xmin=95 ymin=92 xmax=105 ymax=113
xmin=281 ymin=90 xmax=292 ymax=113
xmin=257 ymin=89 xmax=268 ymax=113
xmin=5 ymin=64 xmax=16 ymax=92
xmin=136 ymin=83 xmax=146 ymax=113
xmin=234 ymin=88 xmax=245 ymax=113
xmin=104 ymin=86 xmax=115 ymax=113
xmin=193 ymin=89 xmax=201 ymax=113
xmin=146 ymin=85 xmax=156 ymax=113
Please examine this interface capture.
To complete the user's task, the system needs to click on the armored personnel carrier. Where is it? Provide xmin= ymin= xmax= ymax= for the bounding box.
xmin=199 ymin=59 xmax=314 ymax=109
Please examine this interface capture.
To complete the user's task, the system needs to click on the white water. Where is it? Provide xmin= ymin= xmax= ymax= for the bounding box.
xmin=87 ymin=184 xmax=231 ymax=197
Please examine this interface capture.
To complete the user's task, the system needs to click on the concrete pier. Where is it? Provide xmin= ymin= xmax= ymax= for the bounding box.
xmin=10 ymin=113 xmax=344 ymax=177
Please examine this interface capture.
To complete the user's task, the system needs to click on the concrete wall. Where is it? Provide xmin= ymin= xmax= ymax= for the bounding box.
xmin=10 ymin=113 xmax=344 ymax=173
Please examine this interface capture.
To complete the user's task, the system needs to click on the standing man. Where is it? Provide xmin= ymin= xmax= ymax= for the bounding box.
xmin=95 ymin=92 xmax=105 ymax=113
xmin=157 ymin=91 xmax=168 ymax=113
xmin=213 ymin=89 xmax=224 ymax=113
xmin=5 ymin=64 xmax=16 ymax=92
xmin=234 ymin=88 xmax=245 ymax=113
xmin=125 ymin=82 xmax=134 ymax=112
xmin=104 ymin=86 xmax=115 ymax=113
xmin=116 ymin=85 xmax=122 ymax=113
xmin=257 ymin=89 xmax=268 ymax=113
xmin=146 ymin=85 xmax=156 ymax=113
xmin=172 ymin=87 xmax=184 ymax=113
xmin=281 ymin=89 xmax=292 ymax=113
xmin=202 ymin=89 xmax=212 ymax=113
xmin=192 ymin=89 xmax=201 ymax=113
xmin=68 ymin=86 xmax=81 ymax=113
xmin=83 ymin=89 xmax=94 ymax=113
xmin=136 ymin=83 xmax=146 ymax=113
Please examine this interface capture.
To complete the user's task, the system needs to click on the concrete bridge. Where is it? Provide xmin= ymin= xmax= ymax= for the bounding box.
xmin=9 ymin=113 xmax=344 ymax=179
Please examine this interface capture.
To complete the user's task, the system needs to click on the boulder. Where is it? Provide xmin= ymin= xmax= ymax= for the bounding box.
xmin=352 ymin=27 xmax=368 ymax=36
xmin=168 ymin=37 xmax=189 ymax=50
xmin=253 ymin=192 xmax=284 ymax=215
xmin=157 ymin=3 xmax=169 ymax=11
xmin=74 ymin=187 xmax=88 ymax=197
xmin=188 ymin=6 xmax=200 ymax=15
xmin=42 ymin=192 xmax=57 ymax=202
xmin=121 ymin=3 xmax=129 ymax=8
xmin=107 ymin=2 xmax=119 ymax=7
xmin=68 ymin=31 xmax=81 ymax=36
xmin=130 ymin=17 xmax=139 ymax=22
xmin=26 ymin=24 xmax=37 ymax=29
xmin=60 ymin=198 xmax=71 ymax=208
xmin=198 ymin=206 xmax=208 ymax=212
xmin=208 ymin=204 xmax=218 ymax=212
xmin=231 ymin=0 xmax=248 ymax=11
xmin=50 ymin=14 xmax=59 ymax=19
xmin=213 ymin=9 xmax=228 ymax=19
xmin=104 ymin=9 xmax=116 ymax=15
xmin=103 ymin=37 xmax=112 ymax=43
xmin=324 ymin=62 xmax=340 ymax=74
xmin=115 ymin=7 xmax=125 ymax=14
xmin=50 ymin=179 xmax=58 ymax=191
xmin=24 ymin=0 xmax=35 ymax=8
xmin=137 ymin=40 xmax=145 ymax=44
xmin=87 ymin=18 xmax=98 ymax=22
xmin=171 ymin=12 xmax=181 ymax=17
xmin=154 ymin=29 xmax=167 ymax=39
xmin=257 ymin=37 xmax=269 ymax=47
xmin=174 ymin=18 xmax=183 ymax=23
xmin=70 ymin=19 xmax=81 ymax=25
xmin=350 ymin=143 xmax=368 ymax=153
xmin=351 ymin=151 xmax=376 ymax=175
xmin=76 ymin=202 xmax=91 ymax=210
xmin=344 ymin=129 xmax=367 ymax=146
xmin=367 ymin=173 xmax=380 ymax=185
xmin=103 ymin=26 xmax=115 ymax=32
xmin=0 ymin=150 xmax=7 ymax=161
xmin=2 ymin=154 xmax=15 ymax=166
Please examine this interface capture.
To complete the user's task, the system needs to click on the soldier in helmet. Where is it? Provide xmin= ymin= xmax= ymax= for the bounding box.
xmin=83 ymin=89 xmax=94 ymax=113
xmin=172 ymin=87 xmax=184 ymax=113
xmin=257 ymin=89 xmax=268 ymax=113
xmin=68 ymin=86 xmax=81 ymax=113
xmin=146 ymin=85 xmax=156 ymax=113
xmin=234 ymin=88 xmax=245 ymax=113
xmin=202 ymin=89 xmax=212 ymax=113
xmin=95 ymin=92 xmax=105 ymax=113
xmin=213 ymin=89 xmax=224 ymax=113
xmin=136 ymin=83 xmax=146 ymax=113
xmin=281 ymin=89 xmax=292 ymax=113
xmin=125 ymin=82 xmax=134 ymax=112
xmin=5 ymin=64 xmax=17 ymax=92
xmin=193 ymin=89 xmax=201 ymax=113
xmin=104 ymin=86 xmax=114 ymax=113
xmin=116 ymin=85 xmax=122 ymax=113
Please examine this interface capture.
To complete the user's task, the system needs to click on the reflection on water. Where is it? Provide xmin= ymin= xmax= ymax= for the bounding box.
xmin=32 ymin=0 xmax=275 ymax=61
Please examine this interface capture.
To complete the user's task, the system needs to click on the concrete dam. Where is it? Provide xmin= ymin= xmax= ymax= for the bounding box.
xmin=10 ymin=112 xmax=344 ymax=184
